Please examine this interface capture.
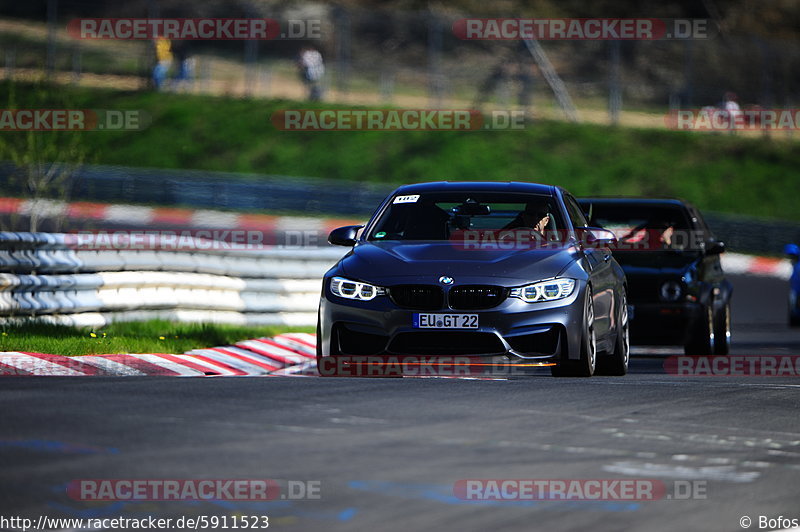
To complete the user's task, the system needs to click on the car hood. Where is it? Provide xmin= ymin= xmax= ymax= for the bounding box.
xmin=612 ymin=250 xmax=700 ymax=277
xmin=338 ymin=241 xmax=580 ymax=285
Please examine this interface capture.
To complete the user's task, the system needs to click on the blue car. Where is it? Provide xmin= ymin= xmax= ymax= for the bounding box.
xmin=786 ymin=244 xmax=800 ymax=327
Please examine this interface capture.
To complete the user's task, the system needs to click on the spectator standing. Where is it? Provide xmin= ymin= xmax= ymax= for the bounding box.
xmin=171 ymin=41 xmax=194 ymax=91
xmin=723 ymin=91 xmax=742 ymax=132
xmin=153 ymin=37 xmax=172 ymax=91
xmin=298 ymin=47 xmax=325 ymax=101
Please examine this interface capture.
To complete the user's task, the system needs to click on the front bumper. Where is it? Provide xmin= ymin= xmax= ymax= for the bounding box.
xmin=318 ymin=283 xmax=587 ymax=363
xmin=628 ymin=301 xmax=704 ymax=345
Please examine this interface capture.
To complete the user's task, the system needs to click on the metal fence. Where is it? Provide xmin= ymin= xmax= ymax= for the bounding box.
xmin=3 ymin=4 xmax=799 ymax=126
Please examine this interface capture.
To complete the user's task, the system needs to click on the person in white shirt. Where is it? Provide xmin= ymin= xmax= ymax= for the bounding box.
xmin=298 ymin=47 xmax=325 ymax=101
xmin=723 ymin=91 xmax=742 ymax=131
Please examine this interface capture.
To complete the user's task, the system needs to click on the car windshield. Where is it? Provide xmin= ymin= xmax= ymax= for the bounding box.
xmin=367 ymin=192 xmax=567 ymax=242
xmin=586 ymin=203 xmax=693 ymax=250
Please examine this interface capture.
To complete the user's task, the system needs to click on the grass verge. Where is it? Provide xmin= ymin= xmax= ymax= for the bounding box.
xmin=0 ymin=320 xmax=313 ymax=356
xmin=1 ymin=81 xmax=800 ymax=221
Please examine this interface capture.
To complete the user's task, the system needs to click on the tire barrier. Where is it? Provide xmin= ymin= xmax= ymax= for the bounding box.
xmin=0 ymin=232 xmax=789 ymax=329
xmin=0 ymin=232 xmax=345 ymax=327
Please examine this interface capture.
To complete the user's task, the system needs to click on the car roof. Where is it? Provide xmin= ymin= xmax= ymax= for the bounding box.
xmin=392 ymin=181 xmax=557 ymax=196
xmin=577 ymin=197 xmax=689 ymax=207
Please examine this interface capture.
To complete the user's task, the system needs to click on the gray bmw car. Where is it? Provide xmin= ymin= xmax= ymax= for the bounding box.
xmin=317 ymin=182 xmax=629 ymax=377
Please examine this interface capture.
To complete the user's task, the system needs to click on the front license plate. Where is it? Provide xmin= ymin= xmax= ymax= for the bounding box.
xmin=413 ymin=313 xmax=479 ymax=329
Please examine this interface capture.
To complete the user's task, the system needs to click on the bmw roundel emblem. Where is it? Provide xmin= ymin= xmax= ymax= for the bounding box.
xmin=439 ymin=276 xmax=454 ymax=285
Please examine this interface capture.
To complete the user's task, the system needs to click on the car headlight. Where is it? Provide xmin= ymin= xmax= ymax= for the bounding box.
xmin=660 ymin=280 xmax=683 ymax=302
xmin=330 ymin=276 xmax=386 ymax=301
xmin=510 ymin=278 xmax=576 ymax=303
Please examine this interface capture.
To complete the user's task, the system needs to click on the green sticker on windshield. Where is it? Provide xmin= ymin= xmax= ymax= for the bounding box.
xmin=375 ymin=231 xmax=387 ymax=239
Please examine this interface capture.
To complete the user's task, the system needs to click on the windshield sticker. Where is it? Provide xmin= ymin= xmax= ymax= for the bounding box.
xmin=393 ymin=195 xmax=420 ymax=204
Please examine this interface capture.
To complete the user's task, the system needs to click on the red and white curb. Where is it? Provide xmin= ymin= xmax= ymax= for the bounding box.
xmin=0 ymin=196 xmax=358 ymax=234
xmin=721 ymin=253 xmax=793 ymax=280
xmin=0 ymin=332 xmax=317 ymax=377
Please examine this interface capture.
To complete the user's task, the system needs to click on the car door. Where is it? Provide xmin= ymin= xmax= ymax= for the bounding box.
xmin=688 ymin=205 xmax=728 ymax=301
xmin=564 ymin=194 xmax=615 ymax=340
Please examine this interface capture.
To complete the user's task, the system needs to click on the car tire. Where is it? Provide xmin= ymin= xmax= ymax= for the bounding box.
xmin=713 ymin=302 xmax=731 ymax=355
xmin=789 ymin=291 xmax=800 ymax=327
xmin=597 ymin=291 xmax=629 ymax=376
xmin=683 ymin=304 xmax=715 ymax=356
xmin=552 ymin=288 xmax=596 ymax=377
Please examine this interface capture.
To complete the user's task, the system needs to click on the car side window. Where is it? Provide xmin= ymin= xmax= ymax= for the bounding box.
xmin=564 ymin=195 xmax=589 ymax=228
xmin=687 ymin=205 xmax=715 ymax=242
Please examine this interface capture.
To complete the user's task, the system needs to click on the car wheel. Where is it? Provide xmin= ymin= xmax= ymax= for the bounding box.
xmin=713 ymin=302 xmax=731 ymax=355
xmin=552 ymin=288 xmax=596 ymax=377
xmin=790 ymin=298 xmax=800 ymax=327
xmin=597 ymin=291 xmax=629 ymax=376
xmin=683 ymin=304 xmax=715 ymax=356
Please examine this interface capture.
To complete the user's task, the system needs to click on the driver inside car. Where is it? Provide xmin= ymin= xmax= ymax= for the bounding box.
xmin=502 ymin=203 xmax=551 ymax=237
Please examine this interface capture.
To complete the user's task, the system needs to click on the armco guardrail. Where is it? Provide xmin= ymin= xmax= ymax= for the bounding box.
xmin=0 ymin=232 xmax=345 ymax=328
xmin=2 ymin=163 xmax=799 ymax=255
xmin=0 ymin=163 xmax=393 ymax=218
xmin=704 ymin=212 xmax=800 ymax=257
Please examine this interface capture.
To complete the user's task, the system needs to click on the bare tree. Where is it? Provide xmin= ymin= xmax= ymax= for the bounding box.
xmin=0 ymin=82 xmax=86 ymax=232
xmin=4 ymin=134 xmax=84 ymax=232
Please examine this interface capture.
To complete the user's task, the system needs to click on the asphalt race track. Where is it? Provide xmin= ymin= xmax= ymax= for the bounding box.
xmin=1 ymin=274 xmax=799 ymax=532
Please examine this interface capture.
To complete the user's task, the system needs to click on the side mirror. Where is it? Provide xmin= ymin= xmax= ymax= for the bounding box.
xmin=785 ymin=243 xmax=800 ymax=259
xmin=707 ymin=241 xmax=726 ymax=255
xmin=328 ymin=225 xmax=364 ymax=247
xmin=581 ymin=227 xmax=617 ymax=247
